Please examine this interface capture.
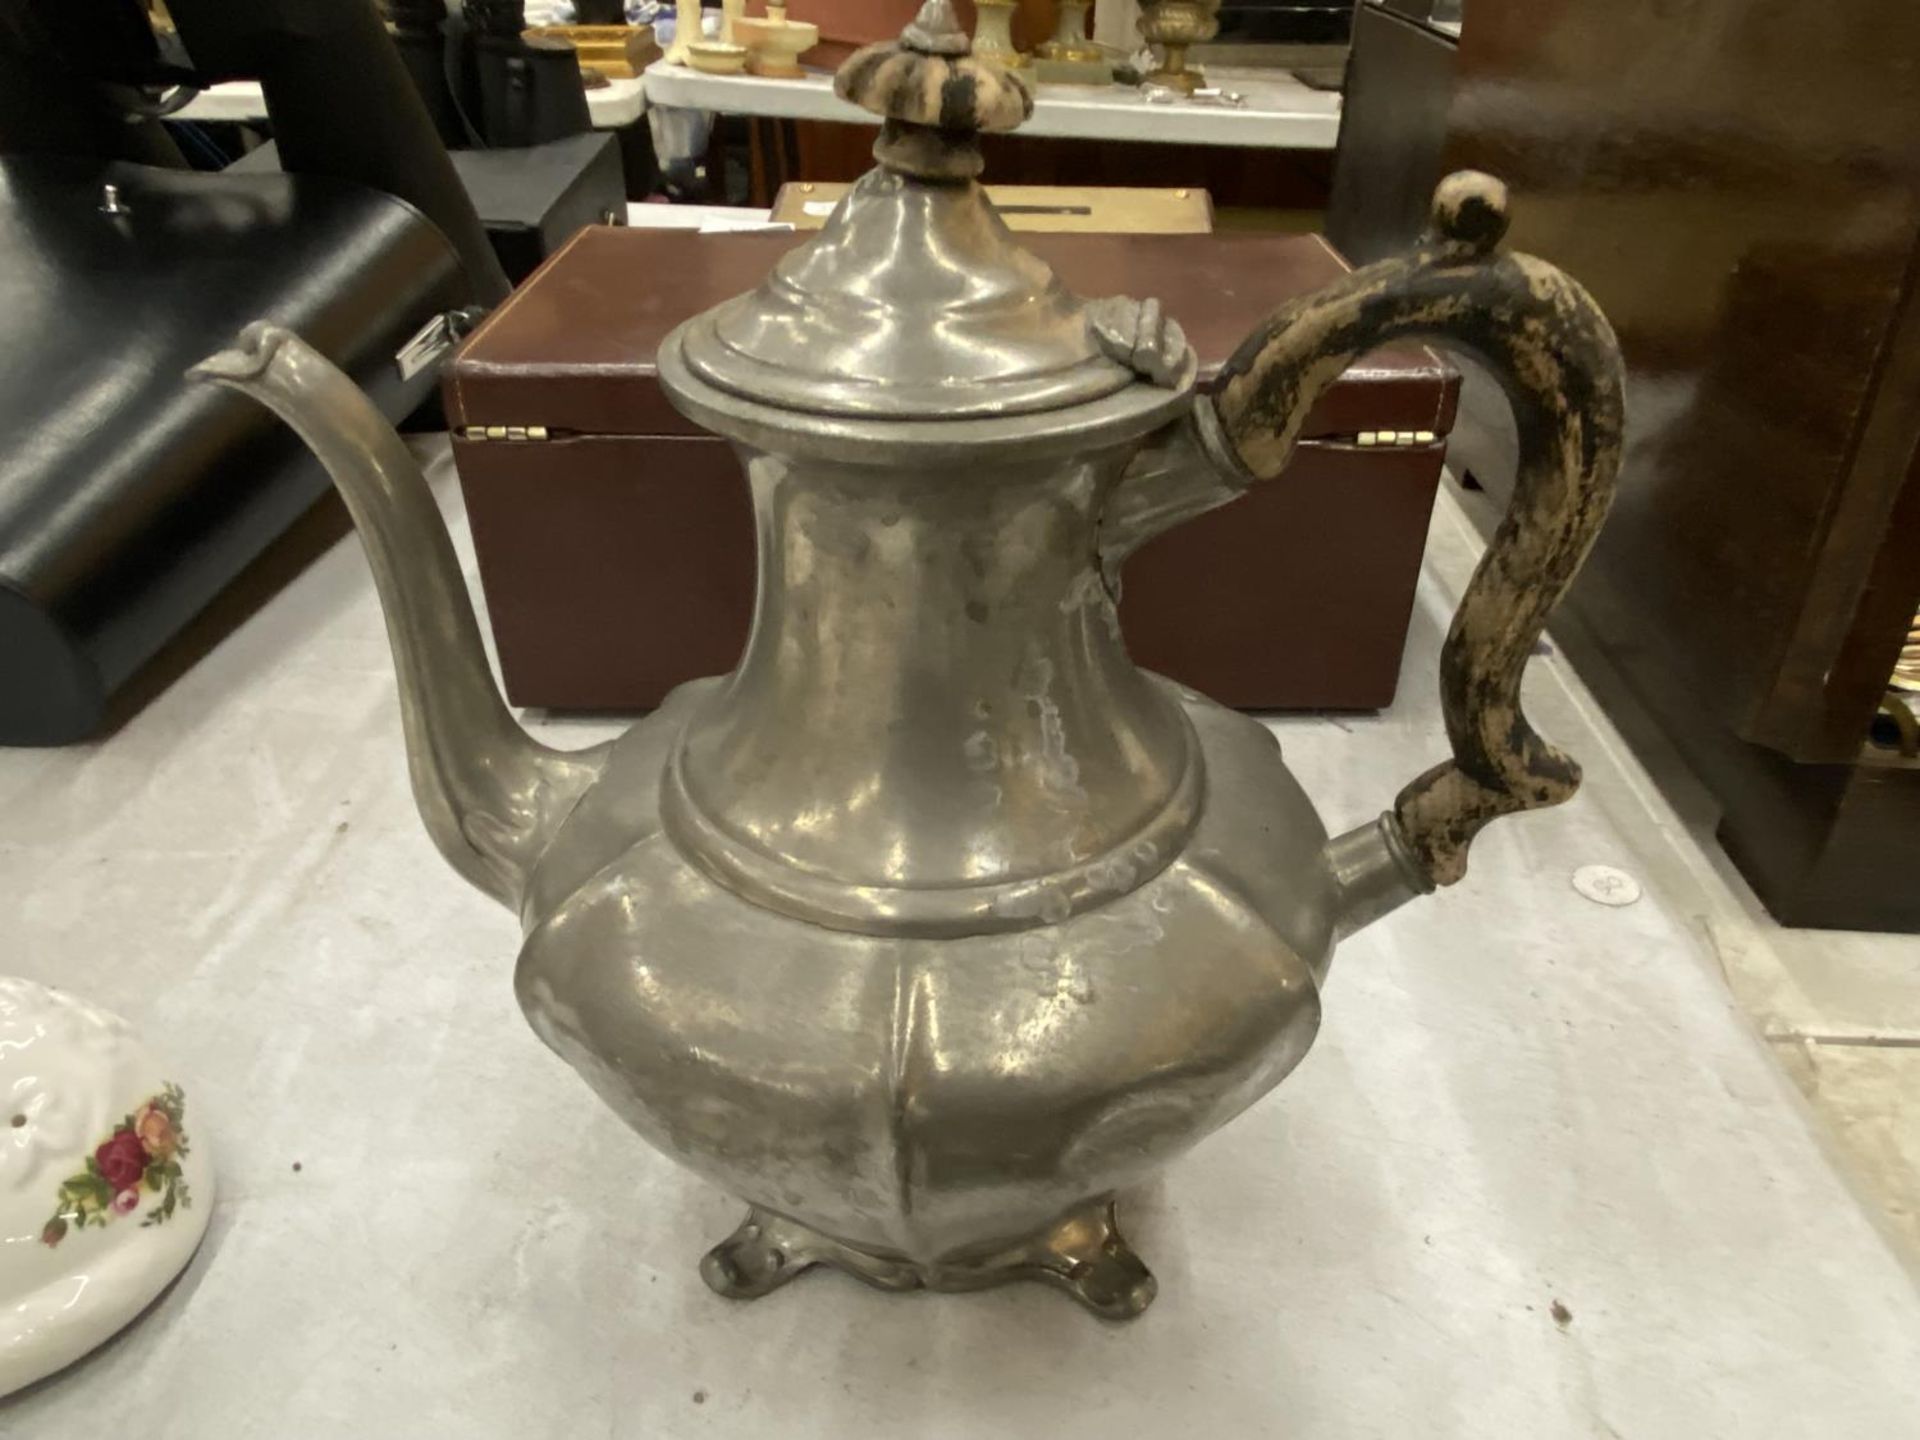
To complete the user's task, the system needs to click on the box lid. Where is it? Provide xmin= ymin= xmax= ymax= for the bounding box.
xmin=446 ymin=226 xmax=1459 ymax=440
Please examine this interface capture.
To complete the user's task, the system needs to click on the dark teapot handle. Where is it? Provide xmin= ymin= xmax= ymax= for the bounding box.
xmin=1204 ymin=172 xmax=1626 ymax=888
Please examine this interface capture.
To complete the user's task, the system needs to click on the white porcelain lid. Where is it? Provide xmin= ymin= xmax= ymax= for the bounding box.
xmin=0 ymin=977 xmax=214 ymax=1397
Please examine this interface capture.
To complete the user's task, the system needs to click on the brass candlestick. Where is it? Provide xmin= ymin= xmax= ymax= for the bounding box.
xmin=1037 ymin=0 xmax=1100 ymax=59
xmin=1034 ymin=0 xmax=1107 ymax=83
xmin=1138 ymin=0 xmax=1219 ymax=94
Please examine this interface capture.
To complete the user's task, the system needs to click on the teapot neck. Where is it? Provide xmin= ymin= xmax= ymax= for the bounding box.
xmin=661 ymin=446 xmax=1202 ymax=937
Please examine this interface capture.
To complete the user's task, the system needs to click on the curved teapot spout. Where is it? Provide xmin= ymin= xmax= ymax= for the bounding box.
xmin=192 ymin=324 xmax=608 ymax=913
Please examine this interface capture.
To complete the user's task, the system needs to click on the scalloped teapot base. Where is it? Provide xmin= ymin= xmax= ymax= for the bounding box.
xmin=701 ymin=1197 xmax=1156 ymax=1320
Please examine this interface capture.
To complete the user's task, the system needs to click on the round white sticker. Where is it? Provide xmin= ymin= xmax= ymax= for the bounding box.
xmin=1572 ymin=864 xmax=1642 ymax=907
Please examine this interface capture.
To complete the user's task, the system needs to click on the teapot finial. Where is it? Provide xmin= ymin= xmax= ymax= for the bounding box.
xmin=833 ymin=0 xmax=1032 ymax=179
xmin=1426 ymin=170 xmax=1511 ymax=255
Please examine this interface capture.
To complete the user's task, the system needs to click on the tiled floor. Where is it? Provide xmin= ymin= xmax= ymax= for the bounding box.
xmin=1693 ymin=898 xmax=1920 ymax=1264
xmin=1422 ymin=488 xmax=1920 ymax=1266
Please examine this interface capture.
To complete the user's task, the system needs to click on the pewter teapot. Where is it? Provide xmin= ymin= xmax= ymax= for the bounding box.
xmin=196 ymin=2 xmax=1623 ymax=1319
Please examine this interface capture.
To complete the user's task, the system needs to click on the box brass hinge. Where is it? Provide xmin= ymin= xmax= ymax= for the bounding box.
xmin=1353 ymin=430 xmax=1439 ymax=447
xmin=459 ymin=425 xmax=552 ymax=443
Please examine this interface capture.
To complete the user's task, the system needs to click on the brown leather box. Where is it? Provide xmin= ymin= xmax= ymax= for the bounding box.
xmin=445 ymin=227 xmax=1458 ymax=711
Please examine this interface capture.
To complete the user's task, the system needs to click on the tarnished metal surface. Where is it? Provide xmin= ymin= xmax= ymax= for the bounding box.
xmin=680 ymin=5 xmax=1108 ymax=416
xmin=194 ymin=15 xmax=1623 ymax=1319
xmin=517 ymin=676 xmax=1329 ymax=1293
xmin=191 ymin=325 xmax=609 ymax=911
xmin=678 ymin=166 xmax=1136 ymax=420
xmin=660 ymin=444 xmax=1202 ymax=937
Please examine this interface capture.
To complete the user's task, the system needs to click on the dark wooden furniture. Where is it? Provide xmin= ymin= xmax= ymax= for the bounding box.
xmin=1324 ymin=1 xmax=1456 ymax=265
xmin=797 ymin=0 xmax=1053 ymax=68
xmin=1214 ymin=0 xmax=1356 ymax=45
xmin=1395 ymin=1 xmax=1920 ymax=929
xmin=777 ymin=124 xmax=1335 ymax=216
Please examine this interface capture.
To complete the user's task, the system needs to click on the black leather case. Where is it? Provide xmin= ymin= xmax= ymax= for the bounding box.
xmin=446 ymin=133 xmax=627 ymax=281
xmin=235 ymin=132 xmax=628 ymax=284
xmin=0 ymin=155 xmax=468 ymax=745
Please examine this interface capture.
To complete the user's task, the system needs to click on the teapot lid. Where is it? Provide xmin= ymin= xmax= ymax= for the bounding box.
xmin=675 ymin=0 xmax=1168 ymax=421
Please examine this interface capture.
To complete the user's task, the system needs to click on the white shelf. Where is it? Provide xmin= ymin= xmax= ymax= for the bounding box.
xmin=174 ymin=73 xmax=647 ymax=129
xmin=624 ymin=201 xmax=785 ymax=231
xmin=643 ymin=61 xmax=1342 ymax=150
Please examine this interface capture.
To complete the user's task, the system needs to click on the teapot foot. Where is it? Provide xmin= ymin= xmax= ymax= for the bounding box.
xmin=698 ymin=1199 xmax=1157 ymax=1320
xmin=699 ymin=1208 xmax=920 ymax=1300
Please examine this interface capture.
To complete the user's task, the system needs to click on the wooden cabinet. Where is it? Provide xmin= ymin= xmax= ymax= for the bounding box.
xmin=1414 ymin=1 xmax=1920 ymax=928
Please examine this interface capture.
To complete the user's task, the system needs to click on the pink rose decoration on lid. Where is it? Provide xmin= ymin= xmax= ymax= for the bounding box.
xmin=40 ymin=1082 xmax=193 ymax=1247
xmin=94 ymin=1130 xmax=147 ymax=1193
xmin=134 ymin=1102 xmax=178 ymax=1161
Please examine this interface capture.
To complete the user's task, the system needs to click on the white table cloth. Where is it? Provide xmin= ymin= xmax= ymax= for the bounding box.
xmin=4 ymin=449 xmax=1915 ymax=1437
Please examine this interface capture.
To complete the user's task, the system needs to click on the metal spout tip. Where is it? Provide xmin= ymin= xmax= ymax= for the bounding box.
xmin=189 ymin=321 xmax=296 ymax=386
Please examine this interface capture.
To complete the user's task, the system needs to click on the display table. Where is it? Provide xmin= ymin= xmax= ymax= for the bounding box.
xmin=641 ymin=61 xmax=1342 ymax=150
xmin=2 ymin=447 xmax=1915 ymax=1435
xmin=175 ymin=74 xmax=647 ymax=129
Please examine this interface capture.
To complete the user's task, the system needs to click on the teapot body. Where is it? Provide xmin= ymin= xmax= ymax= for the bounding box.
xmin=658 ymin=436 xmax=1205 ymax=937
xmin=510 ymin=432 xmax=1343 ymax=1314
